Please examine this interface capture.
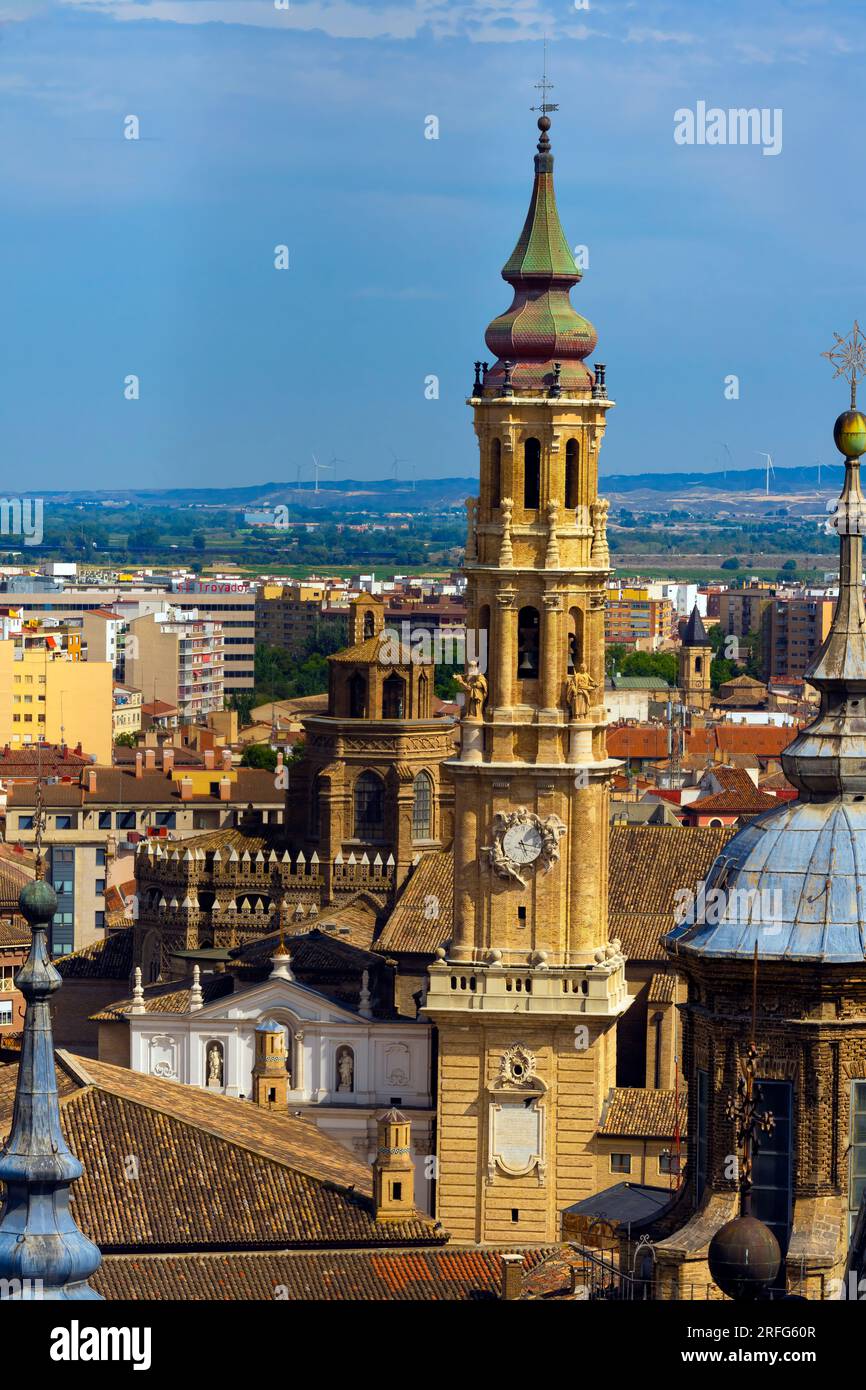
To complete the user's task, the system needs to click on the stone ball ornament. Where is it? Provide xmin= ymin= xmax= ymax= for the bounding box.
xmin=707 ymin=1215 xmax=781 ymax=1301
xmin=833 ymin=408 xmax=866 ymax=459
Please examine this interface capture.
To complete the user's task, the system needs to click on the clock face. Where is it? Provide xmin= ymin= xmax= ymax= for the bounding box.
xmin=502 ymin=821 xmax=544 ymax=866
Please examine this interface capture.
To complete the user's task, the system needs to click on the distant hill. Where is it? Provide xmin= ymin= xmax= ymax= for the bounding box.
xmin=18 ymin=462 xmax=844 ymax=511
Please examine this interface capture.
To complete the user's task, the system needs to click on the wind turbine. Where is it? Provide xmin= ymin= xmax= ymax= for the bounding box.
xmin=311 ymin=453 xmax=334 ymax=494
xmin=390 ymin=449 xmax=408 ymax=483
xmin=721 ymin=442 xmax=733 ymax=487
xmin=756 ymin=451 xmax=775 ymax=497
xmin=329 ymin=455 xmax=345 ymax=488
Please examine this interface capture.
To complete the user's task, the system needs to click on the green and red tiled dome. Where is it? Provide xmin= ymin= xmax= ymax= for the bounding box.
xmin=482 ymin=115 xmax=598 ymax=397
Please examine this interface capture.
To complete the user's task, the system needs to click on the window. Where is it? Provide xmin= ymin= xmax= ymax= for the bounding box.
xmin=392 ymin=1182 xmax=402 ymax=1202
xmin=382 ymin=673 xmax=406 ymax=720
xmin=850 ymin=1082 xmax=866 ymax=1238
xmin=54 ymin=816 xmax=72 ymax=831
xmin=95 ymin=911 xmax=105 ymax=929
xmin=98 ymin=812 xmax=111 ymax=830
xmin=348 ymin=672 xmax=367 ymax=719
xmin=658 ymin=1151 xmax=681 ymax=1176
xmin=490 ymin=438 xmax=501 ymax=509
xmin=610 ymin=1153 xmax=632 ymax=1174
xmin=523 ymin=437 xmax=541 ymax=509
xmin=363 ymin=610 xmax=375 ymax=640
xmin=0 ymin=967 xmax=15 ymax=990
xmin=0 ymin=1002 xmax=12 ymax=1026
xmin=354 ymin=771 xmax=385 ymax=841
xmin=116 ymin=811 xmax=136 ymax=830
xmin=19 ymin=816 xmax=34 ymax=831
xmin=412 ymin=771 xmax=433 ymax=839
xmin=95 ymin=879 xmax=105 ymax=895
xmin=750 ymin=1079 xmax=793 ymax=1259
xmin=154 ymin=812 xmax=175 ymax=829
xmin=565 ymin=438 xmax=579 ymax=510
xmin=96 ymin=849 xmax=106 ymax=867
xmin=517 ymin=606 xmax=540 ymax=679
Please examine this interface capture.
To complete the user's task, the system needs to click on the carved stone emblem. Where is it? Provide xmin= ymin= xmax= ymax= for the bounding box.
xmin=481 ymin=807 xmax=566 ymax=886
xmin=498 ymin=1043 xmax=537 ymax=1087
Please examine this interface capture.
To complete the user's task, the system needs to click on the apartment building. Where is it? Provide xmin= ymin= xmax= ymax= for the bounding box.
xmin=0 ymin=582 xmax=255 ymax=693
xmin=112 ymin=684 xmax=143 ymax=740
xmin=4 ymin=751 xmax=283 ymax=953
xmin=768 ymin=595 xmax=835 ymax=681
xmin=125 ymin=609 xmax=224 ymax=721
xmin=605 ymin=586 xmax=675 ymax=649
xmin=0 ymin=640 xmax=113 ymax=763
xmin=718 ymin=584 xmax=775 ymax=645
xmin=255 ymin=585 xmax=349 ymax=655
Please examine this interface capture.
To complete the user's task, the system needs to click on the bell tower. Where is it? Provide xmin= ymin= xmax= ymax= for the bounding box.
xmin=425 ymin=102 xmax=629 ymax=1243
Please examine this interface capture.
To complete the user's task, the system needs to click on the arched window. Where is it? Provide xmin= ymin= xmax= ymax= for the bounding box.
xmin=565 ymin=439 xmax=579 ymax=510
xmin=523 ymin=438 xmax=541 ymax=510
xmin=382 ymin=672 xmax=406 ymax=719
xmin=491 ymin=438 xmax=502 ymax=509
xmin=418 ymin=671 xmax=429 ymax=718
xmin=695 ymin=656 xmax=703 ymax=675
xmin=568 ymin=606 xmax=584 ymax=674
xmin=348 ymin=672 xmax=367 ymax=718
xmin=363 ymin=610 xmax=375 ymax=640
xmin=517 ymin=606 xmax=540 ymax=679
xmin=412 ymin=771 xmax=433 ymax=840
xmin=354 ymin=770 xmax=385 ymax=840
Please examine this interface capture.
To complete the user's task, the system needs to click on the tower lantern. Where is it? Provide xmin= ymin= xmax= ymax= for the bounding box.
xmin=425 ymin=94 xmax=629 ymax=1244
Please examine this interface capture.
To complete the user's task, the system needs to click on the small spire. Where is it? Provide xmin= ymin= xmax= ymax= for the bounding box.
xmin=0 ymin=878 xmax=102 ymax=1298
xmin=189 ymin=963 xmax=204 ymax=1012
xmin=130 ymin=966 xmax=145 ymax=1016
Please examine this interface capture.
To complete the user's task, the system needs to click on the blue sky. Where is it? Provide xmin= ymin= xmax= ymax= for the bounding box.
xmin=1 ymin=0 xmax=864 ymax=488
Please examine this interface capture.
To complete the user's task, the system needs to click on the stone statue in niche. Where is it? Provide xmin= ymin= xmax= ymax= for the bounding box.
xmin=336 ymin=1046 xmax=354 ymax=1093
xmin=566 ymin=662 xmax=596 ymax=720
xmin=455 ymin=658 xmax=488 ymax=720
xmin=206 ymin=1040 xmax=224 ymax=1090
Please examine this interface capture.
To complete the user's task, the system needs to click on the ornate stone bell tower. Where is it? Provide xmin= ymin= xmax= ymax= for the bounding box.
xmin=425 ymin=102 xmax=629 ymax=1243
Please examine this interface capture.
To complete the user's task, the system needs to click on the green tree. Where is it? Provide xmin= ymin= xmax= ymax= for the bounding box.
xmin=605 ymin=643 xmax=628 ymax=678
xmin=114 ymin=732 xmax=138 ymax=748
xmin=721 ymin=556 xmax=741 ymax=571
xmin=240 ymin=743 xmax=278 ymax=771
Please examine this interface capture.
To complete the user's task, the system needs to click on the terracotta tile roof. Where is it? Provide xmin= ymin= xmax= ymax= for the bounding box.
xmin=598 ymin=1087 xmax=688 ymax=1138
xmin=0 ymin=743 xmax=90 ymax=774
xmin=91 ymin=971 xmax=237 ymax=1022
xmin=687 ymin=787 xmax=777 ymax=813
xmin=54 ymin=926 xmax=134 ymax=980
xmin=0 ymin=1052 xmax=440 ymax=1252
xmin=141 ymin=700 xmax=178 ymax=716
xmin=0 ymin=858 xmax=32 ymax=910
xmin=7 ymin=768 xmax=281 ymax=808
xmin=647 ymin=973 xmax=677 ymax=1004
xmin=0 ymin=918 xmax=29 ymax=948
xmin=94 ymin=1246 xmax=553 ymax=1301
xmin=608 ymin=824 xmax=736 ymax=961
xmin=375 ymin=852 xmax=453 ymax=955
xmin=607 ymin=723 xmax=797 ymax=766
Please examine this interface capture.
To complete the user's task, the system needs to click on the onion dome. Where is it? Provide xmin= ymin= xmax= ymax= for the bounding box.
xmin=665 ymin=390 xmax=866 ymax=963
xmin=708 ymin=1215 xmax=781 ymax=1301
xmin=483 ymin=115 xmax=598 ymax=396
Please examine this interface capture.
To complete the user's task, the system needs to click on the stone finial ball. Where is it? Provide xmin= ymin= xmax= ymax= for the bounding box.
xmin=833 ymin=409 xmax=866 ymax=459
xmin=708 ymin=1215 xmax=781 ymax=1301
xmin=537 ymin=115 xmax=551 ymax=132
xmin=18 ymin=877 xmax=58 ymax=925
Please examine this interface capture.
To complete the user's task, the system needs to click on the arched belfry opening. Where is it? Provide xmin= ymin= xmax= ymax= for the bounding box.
xmin=523 ymin=438 xmax=541 ymax=510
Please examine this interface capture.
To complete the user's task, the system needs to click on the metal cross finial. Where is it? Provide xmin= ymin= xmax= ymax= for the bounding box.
xmin=531 ymin=35 xmax=559 ymax=115
xmin=34 ymin=741 xmax=45 ymax=880
xmin=821 ymin=321 xmax=866 ymax=409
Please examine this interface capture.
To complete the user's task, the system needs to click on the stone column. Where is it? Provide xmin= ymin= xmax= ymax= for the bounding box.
xmin=451 ymin=789 xmax=478 ymax=961
xmin=494 ymin=586 xmax=516 ymax=712
xmin=540 ymin=592 xmax=562 ymax=713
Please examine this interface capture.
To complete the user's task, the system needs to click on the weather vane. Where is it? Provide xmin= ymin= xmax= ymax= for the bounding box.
xmin=821 ymin=320 xmax=866 ymax=409
xmin=34 ymin=740 xmax=45 ymax=880
xmin=531 ymin=36 xmax=558 ymax=116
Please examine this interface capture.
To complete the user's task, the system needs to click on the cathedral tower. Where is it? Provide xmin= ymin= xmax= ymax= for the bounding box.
xmin=425 ymin=106 xmax=628 ymax=1243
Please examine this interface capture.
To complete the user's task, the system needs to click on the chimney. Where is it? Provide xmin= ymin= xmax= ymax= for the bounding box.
xmin=87 ymin=767 xmax=97 ymax=795
xmin=203 ymin=748 xmax=215 ymax=770
xmin=144 ymin=748 xmax=156 ymax=770
xmin=134 ymin=751 xmax=143 ymax=779
xmin=275 ymin=750 xmax=284 ymax=776
xmin=221 ymin=747 xmax=233 ymax=772
xmin=180 ymin=775 xmax=194 ymax=802
xmin=163 ymin=747 xmax=175 ymax=774
xmin=218 ymin=775 xmax=232 ymax=803
xmin=500 ymin=1254 xmax=525 ymax=1301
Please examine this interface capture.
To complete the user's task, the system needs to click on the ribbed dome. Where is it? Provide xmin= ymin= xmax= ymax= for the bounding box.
xmin=666 ymin=798 xmax=866 ymax=962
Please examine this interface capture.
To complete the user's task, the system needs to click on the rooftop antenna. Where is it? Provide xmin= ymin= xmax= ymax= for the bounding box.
xmin=756 ymin=451 xmax=775 ymax=497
